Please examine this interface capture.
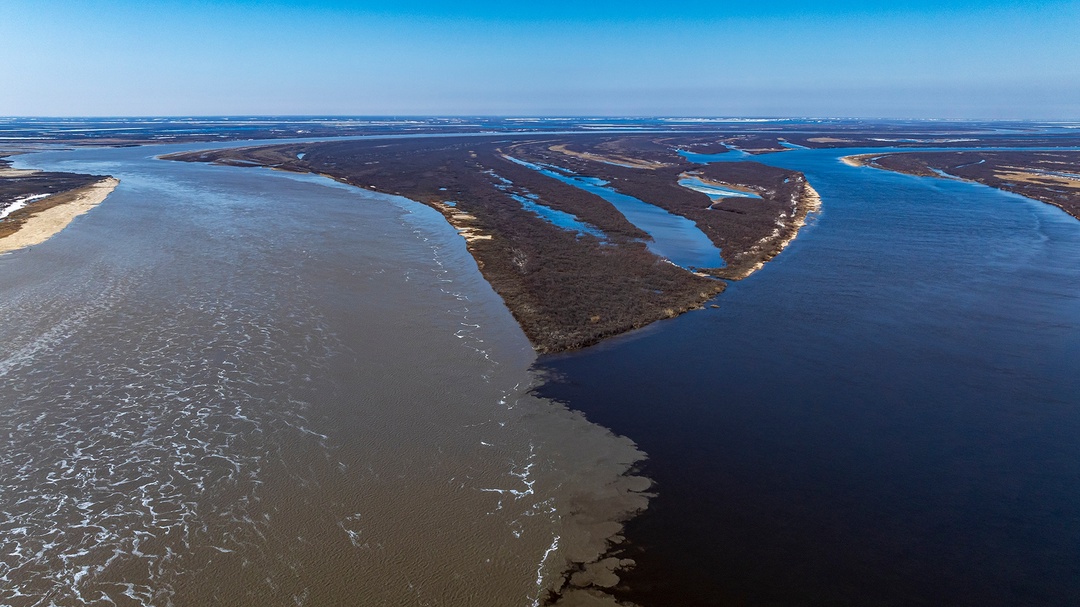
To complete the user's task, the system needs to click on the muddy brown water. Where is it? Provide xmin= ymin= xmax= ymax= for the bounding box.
xmin=0 ymin=144 xmax=644 ymax=606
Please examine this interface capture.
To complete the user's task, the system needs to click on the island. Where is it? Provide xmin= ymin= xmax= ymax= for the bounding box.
xmin=164 ymin=134 xmax=820 ymax=352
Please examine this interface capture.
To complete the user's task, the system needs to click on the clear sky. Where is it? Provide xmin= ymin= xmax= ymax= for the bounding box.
xmin=2 ymin=0 xmax=1078 ymax=118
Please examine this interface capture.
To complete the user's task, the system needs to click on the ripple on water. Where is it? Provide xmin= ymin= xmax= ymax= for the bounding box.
xmin=0 ymin=269 xmax=338 ymax=605
xmin=0 ymin=146 xmax=652 ymax=607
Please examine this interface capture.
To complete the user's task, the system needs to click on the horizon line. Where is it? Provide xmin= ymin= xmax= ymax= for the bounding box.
xmin=2 ymin=115 xmax=1079 ymax=123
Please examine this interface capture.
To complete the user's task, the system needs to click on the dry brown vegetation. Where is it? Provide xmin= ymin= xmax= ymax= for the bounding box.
xmin=506 ymin=136 xmax=820 ymax=279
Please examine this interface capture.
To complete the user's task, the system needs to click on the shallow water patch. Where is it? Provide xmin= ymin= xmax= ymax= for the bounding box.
xmin=485 ymin=170 xmax=605 ymax=239
xmin=504 ymin=156 xmax=725 ymax=270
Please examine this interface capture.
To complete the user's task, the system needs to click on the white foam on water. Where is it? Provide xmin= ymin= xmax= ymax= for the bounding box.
xmin=0 ymin=282 xmax=339 ymax=605
xmin=0 ymin=148 xmax=648 ymax=607
xmin=532 ymin=534 xmax=561 ymax=607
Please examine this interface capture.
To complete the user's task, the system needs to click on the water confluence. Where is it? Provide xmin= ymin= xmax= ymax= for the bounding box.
xmin=535 ymin=143 xmax=1080 ymax=606
xmin=7 ymin=135 xmax=1080 ymax=606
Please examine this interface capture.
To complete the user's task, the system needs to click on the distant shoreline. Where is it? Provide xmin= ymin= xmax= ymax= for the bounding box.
xmin=841 ymin=150 xmax=1080 ymax=221
xmin=0 ymin=178 xmax=119 ymax=254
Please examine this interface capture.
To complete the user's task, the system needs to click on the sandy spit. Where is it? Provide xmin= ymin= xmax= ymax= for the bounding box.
xmin=840 ymin=154 xmax=876 ymax=168
xmin=679 ymin=172 xmax=761 ymax=196
xmin=0 ymin=178 xmax=119 ymax=254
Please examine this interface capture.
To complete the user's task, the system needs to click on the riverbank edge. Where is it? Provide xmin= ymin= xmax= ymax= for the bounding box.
xmin=154 ymin=154 xmax=657 ymax=605
xmin=0 ymin=177 xmax=120 ymax=254
xmin=711 ymin=181 xmax=822 ymax=281
xmin=840 ymin=152 xmax=1080 ymax=222
xmin=840 ymin=153 xmax=877 ymax=168
xmin=255 ymin=170 xmax=657 ymax=607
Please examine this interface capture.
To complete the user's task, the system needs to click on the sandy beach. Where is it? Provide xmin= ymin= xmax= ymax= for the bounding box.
xmin=0 ymin=177 xmax=119 ymax=254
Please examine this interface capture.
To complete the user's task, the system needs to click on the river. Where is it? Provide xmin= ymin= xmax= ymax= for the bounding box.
xmin=4 ymin=139 xmax=1079 ymax=606
xmin=0 ymin=142 xmax=644 ymax=606
xmin=535 ymin=145 xmax=1080 ymax=606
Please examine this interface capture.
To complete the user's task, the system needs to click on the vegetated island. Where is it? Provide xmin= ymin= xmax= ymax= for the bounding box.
xmin=844 ymin=151 xmax=1080 ymax=221
xmin=0 ymin=155 xmax=119 ymax=254
xmin=164 ymin=135 xmax=820 ymax=352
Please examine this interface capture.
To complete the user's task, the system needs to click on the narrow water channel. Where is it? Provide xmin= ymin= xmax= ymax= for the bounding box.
xmin=505 ymin=156 xmax=725 ymax=269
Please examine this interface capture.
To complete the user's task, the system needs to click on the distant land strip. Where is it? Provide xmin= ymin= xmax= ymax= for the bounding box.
xmin=844 ymin=151 xmax=1080 ymax=221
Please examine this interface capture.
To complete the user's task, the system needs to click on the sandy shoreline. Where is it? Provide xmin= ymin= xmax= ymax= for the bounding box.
xmin=722 ymin=181 xmax=822 ymax=280
xmin=0 ymin=166 xmax=40 ymax=178
xmin=840 ymin=153 xmax=876 ymax=167
xmin=0 ymin=178 xmax=119 ymax=254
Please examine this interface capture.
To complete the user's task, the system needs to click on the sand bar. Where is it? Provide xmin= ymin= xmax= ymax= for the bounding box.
xmin=549 ymin=144 xmax=670 ymax=170
xmin=0 ymin=178 xmax=119 ymax=254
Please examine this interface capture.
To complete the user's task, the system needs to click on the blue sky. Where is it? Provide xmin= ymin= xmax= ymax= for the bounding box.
xmin=2 ymin=0 xmax=1077 ymax=118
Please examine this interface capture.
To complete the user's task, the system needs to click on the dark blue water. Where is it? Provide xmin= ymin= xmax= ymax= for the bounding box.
xmin=535 ymin=146 xmax=1080 ymax=606
xmin=505 ymin=156 xmax=725 ymax=269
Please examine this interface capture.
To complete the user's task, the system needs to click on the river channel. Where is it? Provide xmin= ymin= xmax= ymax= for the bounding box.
xmin=536 ymin=145 xmax=1080 ymax=606
xmin=3 ymin=138 xmax=1079 ymax=606
xmin=0 ymin=141 xmax=644 ymax=606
